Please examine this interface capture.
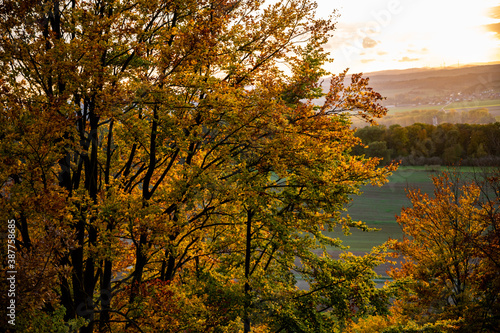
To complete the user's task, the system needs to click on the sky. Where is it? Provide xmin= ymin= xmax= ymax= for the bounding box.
xmin=312 ymin=0 xmax=500 ymax=74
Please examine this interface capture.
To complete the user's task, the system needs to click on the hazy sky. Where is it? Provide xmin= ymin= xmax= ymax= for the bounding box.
xmin=312 ymin=0 xmax=500 ymax=74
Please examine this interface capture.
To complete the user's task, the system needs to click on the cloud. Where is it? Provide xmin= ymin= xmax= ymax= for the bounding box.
xmin=485 ymin=22 xmax=500 ymax=38
xmin=362 ymin=37 xmax=378 ymax=48
xmin=398 ymin=56 xmax=419 ymax=62
xmin=360 ymin=58 xmax=375 ymax=63
xmin=406 ymin=47 xmax=429 ymax=54
xmin=377 ymin=51 xmax=388 ymax=55
xmin=485 ymin=5 xmax=500 ymax=39
xmin=488 ymin=5 xmax=500 ymax=19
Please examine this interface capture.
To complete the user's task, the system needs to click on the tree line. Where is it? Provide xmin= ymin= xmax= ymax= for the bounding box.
xmin=353 ymin=122 xmax=500 ymax=166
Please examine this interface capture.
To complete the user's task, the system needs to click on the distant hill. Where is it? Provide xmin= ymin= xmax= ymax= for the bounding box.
xmin=318 ymin=63 xmax=500 ymax=127
xmin=362 ymin=63 xmax=500 ymax=105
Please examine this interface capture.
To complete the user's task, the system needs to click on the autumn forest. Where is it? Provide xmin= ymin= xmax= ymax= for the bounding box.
xmin=0 ymin=1 xmax=499 ymax=332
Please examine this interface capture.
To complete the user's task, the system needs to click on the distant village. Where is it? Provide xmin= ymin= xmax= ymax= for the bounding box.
xmin=388 ymin=88 xmax=500 ymax=108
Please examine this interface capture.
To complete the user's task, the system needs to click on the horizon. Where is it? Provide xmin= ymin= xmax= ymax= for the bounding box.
xmin=355 ymin=60 xmax=500 ymax=75
xmin=312 ymin=0 xmax=500 ymax=74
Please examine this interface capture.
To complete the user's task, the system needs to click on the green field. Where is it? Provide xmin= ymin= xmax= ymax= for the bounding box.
xmin=324 ymin=166 xmax=465 ymax=252
xmin=387 ymin=98 xmax=500 ymax=114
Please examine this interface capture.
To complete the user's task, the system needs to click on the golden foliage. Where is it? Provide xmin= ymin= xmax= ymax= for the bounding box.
xmin=0 ymin=0 xmax=394 ymax=331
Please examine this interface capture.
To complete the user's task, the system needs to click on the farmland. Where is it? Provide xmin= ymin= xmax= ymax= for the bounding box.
xmin=325 ymin=166 xmax=463 ymax=252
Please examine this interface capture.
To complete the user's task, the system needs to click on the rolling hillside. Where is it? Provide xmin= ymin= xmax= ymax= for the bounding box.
xmin=364 ymin=63 xmax=500 ymax=107
xmin=317 ymin=63 xmax=500 ymax=127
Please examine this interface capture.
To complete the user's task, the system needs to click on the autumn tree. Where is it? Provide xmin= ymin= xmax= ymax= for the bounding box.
xmin=359 ymin=170 xmax=500 ymax=332
xmin=0 ymin=0 xmax=395 ymax=331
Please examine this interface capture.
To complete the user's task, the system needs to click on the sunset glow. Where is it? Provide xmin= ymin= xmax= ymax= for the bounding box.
xmin=315 ymin=0 xmax=500 ymax=73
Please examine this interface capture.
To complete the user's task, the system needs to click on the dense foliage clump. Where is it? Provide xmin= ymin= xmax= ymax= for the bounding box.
xmin=353 ymin=122 xmax=500 ymax=166
xmin=0 ymin=0 xmax=395 ymax=331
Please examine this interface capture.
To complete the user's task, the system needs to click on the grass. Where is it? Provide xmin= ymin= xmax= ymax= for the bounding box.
xmin=323 ymin=167 xmax=451 ymax=252
xmin=322 ymin=223 xmax=403 ymax=253
xmin=323 ymin=166 xmax=491 ymax=252
xmin=445 ymin=99 xmax=500 ymax=109
xmin=387 ymin=98 xmax=500 ymax=114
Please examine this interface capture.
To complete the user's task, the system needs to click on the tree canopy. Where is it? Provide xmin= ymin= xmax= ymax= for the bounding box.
xmin=0 ymin=0 xmax=395 ymax=331
xmin=351 ymin=170 xmax=500 ymax=332
xmin=389 ymin=171 xmax=500 ymax=332
xmin=353 ymin=122 xmax=500 ymax=166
